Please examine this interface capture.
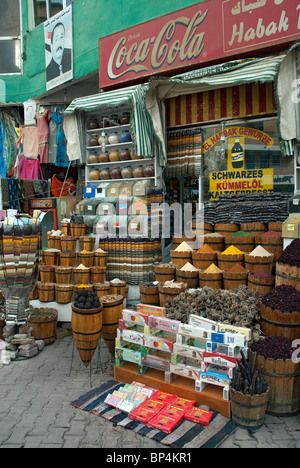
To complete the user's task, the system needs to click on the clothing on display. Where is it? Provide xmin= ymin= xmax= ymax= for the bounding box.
xmin=63 ymin=113 xmax=82 ymax=163
xmin=0 ymin=111 xmax=18 ymax=177
xmin=35 ymin=108 xmax=51 ymax=164
xmin=50 ymin=112 xmax=69 ymax=167
xmin=18 ymin=127 xmax=39 ymax=158
xmin=20 ymin=157 xmax=44 ymax=180
xmin=14 ymin=153 xmax=25 ymax=178
xmin=51 ymin=174 xmax=75 ymax=197
xmin=7 ymin=178 xmax=21 ymax=211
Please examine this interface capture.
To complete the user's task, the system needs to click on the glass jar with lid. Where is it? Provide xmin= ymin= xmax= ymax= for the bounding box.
xmin=111 ymin=167 xmax=122 ymax=179
xmin=109 ymin=114 xmax=119 ymax=126
xmin=98 ymin=133 xmax=108 ymax=146
xmin=88 ymin=153 xmax=100 ymax=164
xmin=121 ymin=166 xmax=133 ymax=179
xmin=143 ymin=164 xmax=155 ymax=177
xmin=119 ymin=112 xmax=130 ymax=125
xmin=133 ymin=166 xmax=144 ymax=178
xmin=108 ymin=131 xmax=119 ymax=145
xmin=119 ymin=129 xmax=132 ymax=143
xmin=100 ymin=116 xmax=109 ymax=128
xmin=89 ymin=134 xmax=99 ymax=147
xmin=100 ymin=167 xmax=111 ymax=180
xmin=109 ymin=149 xmax=120 ymax=162
xmin=99 ymin=151 xmax=110 ymax=163
xmin=88 ymin=117 xmax=99 ymax=130
xmin=119 ymin=148 xmax=131 ymax=161
xmin=89 ymin=169 xmax=101 ymax=180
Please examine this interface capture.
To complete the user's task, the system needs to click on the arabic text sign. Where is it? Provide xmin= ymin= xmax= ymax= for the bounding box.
xmin=99 ymin=0 xmax=300 ymax=88
xmin=209 ymin=168 xmax=274 ymax=200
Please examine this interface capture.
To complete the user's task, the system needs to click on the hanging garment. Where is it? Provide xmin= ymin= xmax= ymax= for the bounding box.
xmin=23 ymin=179 xmax=35 ymax=213
xmin=63 ymin=114 xmax=82 ymax=163
xmin=51 ymin=174 xmax=75 ymax=198
xmin=21 ymin=126 xmax=39 ymax=157
xmin=1 ymin=178 xmax=10 ymax=209
xmin=7 ymin=178 xmax=21 ymax=212
xmin=48 ymin=118 xmax=58 ymax=164
xmin=35 ymin=108 xmax=51 ymax=164
xmin=0 ymin=119 xmax=5 ymax=178
xmin=14 ymin=153 xmax=25 ymax=178
xmin=20 ymin=158 xmax=44 ymax=180
xmin=50 ymin=112 xmax=69 ymax=167
xmin=1 ymin=112 xmax=18 ymax=177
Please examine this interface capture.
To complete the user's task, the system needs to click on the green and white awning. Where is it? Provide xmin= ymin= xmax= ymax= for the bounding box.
xmin=64 ymin=84 xmax=156 ymax=159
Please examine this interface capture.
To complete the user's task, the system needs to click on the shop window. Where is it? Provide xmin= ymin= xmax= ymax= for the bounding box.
xmin=31 ymin=0 xmax=76 ymax=28
xmin=0 ymin=0 xmax=21 ymax=74
xmin=202 ymin=118 xmax=294 ymax=201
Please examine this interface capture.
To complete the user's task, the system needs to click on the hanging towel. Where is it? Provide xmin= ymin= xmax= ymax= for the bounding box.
xmin=20 ymin=158 xmax=44 ymax=180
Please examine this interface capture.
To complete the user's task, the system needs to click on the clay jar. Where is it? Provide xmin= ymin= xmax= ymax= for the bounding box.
xmin=88 ymin=118 xmax=99 ymax=130
xmin=89 ymin=134 xmax=99 ymax=147
xmin=108 ymin=131 xmax=119 ymax=145
xmin=119 ymin=148 xmax=131 ymax=161
xmin=111 ymin=167 xmax=122 ymax=179
xmin=143 ymin=164 xmax=154 ymax=177
xmin=88 ymin=153 xmax=100 ymax=164
xmin=119 ymin=130 xmax=131 ymax=143
xmin=109 ymin=149 xmax=120 ymax=162
xmin=89 ymin=169 xmax=100 ymax=180
xmin=98 ymin=133 xmax=108 ymax=145
xmin=100 ymin=168 xmax=111 ymax=180
xmin=99 ymin=151 xmax=110 ymax=163
xmin=121 ymin=166 xmax=133 ymax=179
xmin=133 ymin=166 xmax=144 ymax=178
xmin=119 ymin=112 xmax=130 ymax=125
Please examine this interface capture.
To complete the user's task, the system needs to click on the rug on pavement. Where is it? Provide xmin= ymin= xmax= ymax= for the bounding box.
xmin=71 ymin=379 xmax=237 ymax=448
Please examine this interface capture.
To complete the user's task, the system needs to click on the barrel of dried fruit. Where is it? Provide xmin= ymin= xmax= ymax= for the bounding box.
xmin=139 ymin=283 xmax=159 ymax=306
xmin=71 ymin=300 xmax=103 ymax=367
xmin=101 ymin=295 xmax=124 ymax=353
xmin=249 ymin=341 xmax=300 ymax=417
xmin=158 ymin=282 xmax=188 ymax=307
xmin=275 ymin=239 xmax=300 ymax=291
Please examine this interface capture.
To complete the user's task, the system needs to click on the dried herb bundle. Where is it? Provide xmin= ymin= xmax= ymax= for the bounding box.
xmin=231 ymin=350 xmax=268 ymax=396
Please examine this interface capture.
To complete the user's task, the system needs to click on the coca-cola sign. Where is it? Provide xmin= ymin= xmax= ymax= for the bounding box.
xmin=99 ymin=0 xmax=300 ymax=88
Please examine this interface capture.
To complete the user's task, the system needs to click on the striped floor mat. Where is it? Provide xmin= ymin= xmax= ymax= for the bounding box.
xmin=71 ymin=379 xmax=237 ymax=448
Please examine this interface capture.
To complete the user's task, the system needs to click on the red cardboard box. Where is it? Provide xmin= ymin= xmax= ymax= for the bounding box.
xmin=160 ymin=404 xmax=186 ymax=420
xmin=128 ymin=405 xmax=157 ymax=424
xmin=142 ymin=399 xmax=167 ymax=412
xmin=171 ymin=396 xmax=196 ymax=410
xmin=147 ymin=413 xmax=182 ymax=434
xmin=184 ymin=406 xmax=214 ymax=426
xmin=151 ymin=390 xmax=177 ymax=404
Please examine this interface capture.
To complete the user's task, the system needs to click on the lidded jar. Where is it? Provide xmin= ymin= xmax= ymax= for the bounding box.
xmin=99 ymin=151 xmax=110 ymax=163
xmin=111 ymin=167 xmax=122 ymax=179
xmin=119 ymin=129 xmax=132 ymax=143
xmin=109 ymin=149 xmax=120 ymax=162
xmin=89 ymin=169 xmax=100 ymax=180
xmin=89 ymin=134 xmax=99 ymax=147
xmin=133 ymin=166 xmax=144 ymax=178
xmin=143 ymin=164 xmax=154 ymax=177
xmin=119 ymin=112 xmax=130 ymax=125
xmin=100 ymin=167 xmax=111 ymax=180
xmin=88 ymin=153 xmax=99 ymax=164
xmin=108 ymin=131 xmax=119 ymax=145
xmin=100 ymin=116 xmax=109 ymax=128
xmin=121 ymin=166 xmax=133 ymax=179
xmin=109 ymin=114 xmax=119 ymax=126
xmin=98 ymin=133 xmax=108 ymax=145
xmin=119 ymin=148 xmax=131 ymax=161
xmin=88 ymin=117 xmax=99 ymax=130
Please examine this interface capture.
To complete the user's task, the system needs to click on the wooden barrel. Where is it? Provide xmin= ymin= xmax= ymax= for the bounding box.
xmin=192 ymin=251 xmax=217 ymax=270
xmin=28 ymin=308 xmax=58 ymax=345
xmin=225 ymin=235 xmax=255 ymax=253
xmin=73 ymin=267 xmax=90 ymax=285
xmin=240 ymin=222 xmax=267 ymax=236
xmin=170 ymin=250 xmax=193 ymax=269
xmin=230 ymin=386 xmax=269 ymax=431
xmin=158 ymin=282 xmax=188 ymax=307
xmin=40 ymin=266 xmax=55 ymax=283
xmin=94 ymin=283 xmax=110 ymax=298
xmin=176 ymin=269 xmax=199 ymax=289
xmin=248 ymin=272 xmax=275 ymax=297
xmin=90 ymin=266 xmax=106 ymax=284
xmin=203 ymin=234 xmax=225 ymax=252
xmin=59 ymin=251 xmax=76 ymax=267
xmin=249 ymin=349 xmax=300 ymax=417
xmin=0 ymin=318 xmax=5 ymax=340
xmin=55 ymin=266 xmax=72 ymax=284
xmin=217 ymin=252 xmax=244 ymax=270
xmin=260 ymin=303 xmax=300 ymax=341
xmin=71 ymin=303 xmax=103 ymax=367
xmin=79 ymin=236 xmax=96 ymax=251
xmin=29 ymin=284 xmax=38 ymax=300
xmin=43 ymin=250 xmax=60 ymax=266
xmin=268 ymin=222 xmax=282 ymax=234
xmin=61 ymin=222 xmax=69 ymax=236
xmin=48 ymin=236 xmax=61 ymax=250
xmin=275 ymin=262 xmax=300 ymax=291
xmin=199 ymin=271 xmax=223 ymax=289
xmin=94 ymin=252 xmax=108 ymax=267
xmin=214 ymin=223 xmax=239 ymax=236
xmin=101 ymin=295 xmax=124 ymax=353
xmin=77 ymin=252 xmax=94 ymax=268
xmin=109 ymin=281 xmax=127 ymax=296
xmin=55 ymin=284 xmax=74 ymax=304
xmin=37 ymin=282 xmax=55 ymax=302
xmin=223 ymin=271 xmax=248 ymax=290
xmin=70 ymin=223 xmax=87 ymax=238
xmin=74 ymin=284 xmax=93 ymax=294
xmin=172 ymin=235 xmax=197 ymax=250
xmin=191 ymin=221 xmax=214 ymax=236
xmin=256 ymin=234 xmax=283 ymax=263
xmin=60 ymin=236 xmax=77 ymax=251
xmin=139 ymin=284 xmax=159 ymax=306
xmin=244 ymin=253 xmax=274 ymax=274
xmin=154 ymin=264 xmax=177 ymax=282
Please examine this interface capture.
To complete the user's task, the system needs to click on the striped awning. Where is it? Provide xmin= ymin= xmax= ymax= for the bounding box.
xmin=64 ymin=84 xmax=155 ymax=159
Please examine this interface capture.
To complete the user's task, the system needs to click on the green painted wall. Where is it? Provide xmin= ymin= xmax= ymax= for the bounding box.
xmin=1 ymin=0 xmax=204 ymax=104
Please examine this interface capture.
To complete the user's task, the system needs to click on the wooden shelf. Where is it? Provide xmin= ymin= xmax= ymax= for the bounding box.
xmin=86 ymin=158 xmax=153 ymax=167
xmin=86 ymin=124 xmax=130 ymax=133
xmin=114 ymin=362 xmax=231 ymax=418
xmin=86 ymin=176 xmax=155 ymax=183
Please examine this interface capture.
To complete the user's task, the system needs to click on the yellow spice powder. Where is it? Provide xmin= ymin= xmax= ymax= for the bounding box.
xmin=221 ymin=245 xmax=244 ymax=255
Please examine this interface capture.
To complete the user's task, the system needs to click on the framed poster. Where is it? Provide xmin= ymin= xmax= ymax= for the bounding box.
xmin=44 ymin=5 xmax=73 ymax=91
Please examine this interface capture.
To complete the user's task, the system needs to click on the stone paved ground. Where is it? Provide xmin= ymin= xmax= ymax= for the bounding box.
xmin=0 ymin=333 xmax=299 ymax=449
